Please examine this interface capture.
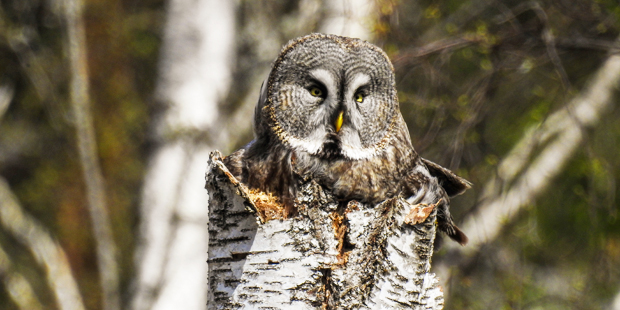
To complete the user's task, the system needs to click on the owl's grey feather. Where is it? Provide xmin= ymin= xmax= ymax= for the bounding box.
xmin=223 ymin=33 xmax=470 ymax=245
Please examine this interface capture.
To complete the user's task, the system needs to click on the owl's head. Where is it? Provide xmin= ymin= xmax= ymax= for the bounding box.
xmin=256 ymin=33 xmax=399 ymax=160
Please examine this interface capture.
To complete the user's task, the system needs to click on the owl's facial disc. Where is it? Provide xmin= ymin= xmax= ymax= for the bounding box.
xmin=334 ymin=73 xmax=380 ymax=160
xmin=267 ymin=34 xmax=398 ymax=161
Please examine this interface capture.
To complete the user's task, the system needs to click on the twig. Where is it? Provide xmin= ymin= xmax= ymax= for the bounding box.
xmin=0 ymin=177 xmax=85 ymax=310
xmin=0 ymin=84 xmax=13 ymax=121
xmin=529 ymin=2 xmax=572 ymax=90
xmin=555 ymin=37 xmax=620 ymax=53
xmin=61 ymin=0 xmax=120 ymax=309
xmin=0 ymin=7 xmax=64 ymax=130
xmin=393 ymin=36 xmax=483 ymax=67
xmin=496 ymin=2 xmax=572 ymax=89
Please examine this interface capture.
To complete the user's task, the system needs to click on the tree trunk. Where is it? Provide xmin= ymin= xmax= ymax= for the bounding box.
xmin=131 ymin=0 xmax=236 ymax=309
xmin=205 ymin=151 xmax=444 ymax=310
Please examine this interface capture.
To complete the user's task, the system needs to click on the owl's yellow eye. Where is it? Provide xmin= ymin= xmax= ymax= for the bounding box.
xmin=310 ymin=87 xmax=323 ymax=97
xmin=355 ymin=93 xmax=364 ymax=103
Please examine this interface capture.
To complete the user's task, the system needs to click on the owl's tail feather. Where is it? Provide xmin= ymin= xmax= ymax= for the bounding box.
xmin=447 ymin=224 xmax=468 ymax=246
xmin=439 ymin=218 xmax=468 ymax=246
xmin=436 ymin=199 xmax=469 ymax=246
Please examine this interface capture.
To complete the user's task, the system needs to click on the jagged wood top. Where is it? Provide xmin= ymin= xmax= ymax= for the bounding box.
xmin=206 ymin=150 xmax=444 ymax=309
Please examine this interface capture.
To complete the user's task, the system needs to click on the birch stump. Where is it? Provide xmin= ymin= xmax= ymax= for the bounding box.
xmin=206 ymin=151 xmax=444 ymax=309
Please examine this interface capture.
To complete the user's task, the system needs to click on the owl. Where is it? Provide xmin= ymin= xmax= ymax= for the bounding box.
xmin=224 ymin=33 xmax=470 ymax=245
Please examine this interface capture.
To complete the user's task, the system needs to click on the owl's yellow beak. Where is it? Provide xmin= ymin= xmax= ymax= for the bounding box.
xmin=335 ymin=111 xmax=344 ymax=133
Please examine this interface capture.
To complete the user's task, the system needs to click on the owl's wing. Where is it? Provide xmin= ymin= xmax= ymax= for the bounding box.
xmin=421 ymin=158 xmax=472 ymax=197
xmin=222 ymin=147 xmax=247 ymax=180
xmin=252 ymin=78 xmax=270 ymax=139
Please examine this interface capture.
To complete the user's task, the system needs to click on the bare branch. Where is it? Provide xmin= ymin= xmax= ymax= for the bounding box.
xmin=0 ymin=245 xmax=43 ymax=310
xmin=0 ymin=177 xmax=85 ymax=310
xmin=453 ymin=38 xmax=620 ymax=256
xmin=61 ymin=0 xmax=120 ymax=309
xmin=0 ymin=84 xmax=13 ymax=122
xmin=555 ymin=37 xmax=620 ymax=53
xmin=393 ymin=36 xmax=484 ymax=67
xmin=611 ymin=289 xmax=620 ymax=310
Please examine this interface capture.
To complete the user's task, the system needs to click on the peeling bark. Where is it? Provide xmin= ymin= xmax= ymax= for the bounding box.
xmin=206 ymin=151 xmax=444 ymax=310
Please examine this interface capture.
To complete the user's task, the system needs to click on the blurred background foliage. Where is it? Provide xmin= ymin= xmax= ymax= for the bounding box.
xmin=0 ymin=0 xmax=164 ymax=308
xmin=0 ymin=0 xmax=619 ymax=309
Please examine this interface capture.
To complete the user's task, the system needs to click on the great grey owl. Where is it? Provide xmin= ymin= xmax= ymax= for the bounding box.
xmin=224 ymin=33 xmax=470 ymax=245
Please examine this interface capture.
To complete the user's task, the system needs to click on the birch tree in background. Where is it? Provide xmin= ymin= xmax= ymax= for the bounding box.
xmin=320 ymin=0 xmax=374 ymax=40
xmin=434 ymin=40 xmax=620 ymax=296
xmin=457 ymin=41 xmax=620 ymax=253
xmin=131 ymin=1 xmax=236 ymax=309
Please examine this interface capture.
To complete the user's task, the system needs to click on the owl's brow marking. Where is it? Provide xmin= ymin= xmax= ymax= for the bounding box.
xmin=348 ymin=73 xmax=370 ymax=98
xmin=309 ymin=69 xmax=335 ymax=93
xmin=307 ymin=78 xmax=327 ymax=91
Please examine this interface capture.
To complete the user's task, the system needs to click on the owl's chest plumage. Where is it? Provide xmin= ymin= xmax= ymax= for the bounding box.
xmin=292 ymin=127 xmax=424 ymax=205
xmin=224 ymin=120 xmax=425 ymax=208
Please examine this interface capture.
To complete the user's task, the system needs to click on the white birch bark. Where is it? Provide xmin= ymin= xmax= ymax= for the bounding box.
xmin=206 ymin=152 xmax=444 ymax=309
xmin=319 ymin=0 xmax=375 ymax=41
xmin=611 ymin=289 xmax=620 ymax=310
xmin=131 ymin=0 xmax=236 ymax=309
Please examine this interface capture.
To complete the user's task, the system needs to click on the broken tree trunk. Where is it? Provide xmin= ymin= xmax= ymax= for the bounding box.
xmin=205 ymin=151 xmax=444 ymax=310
